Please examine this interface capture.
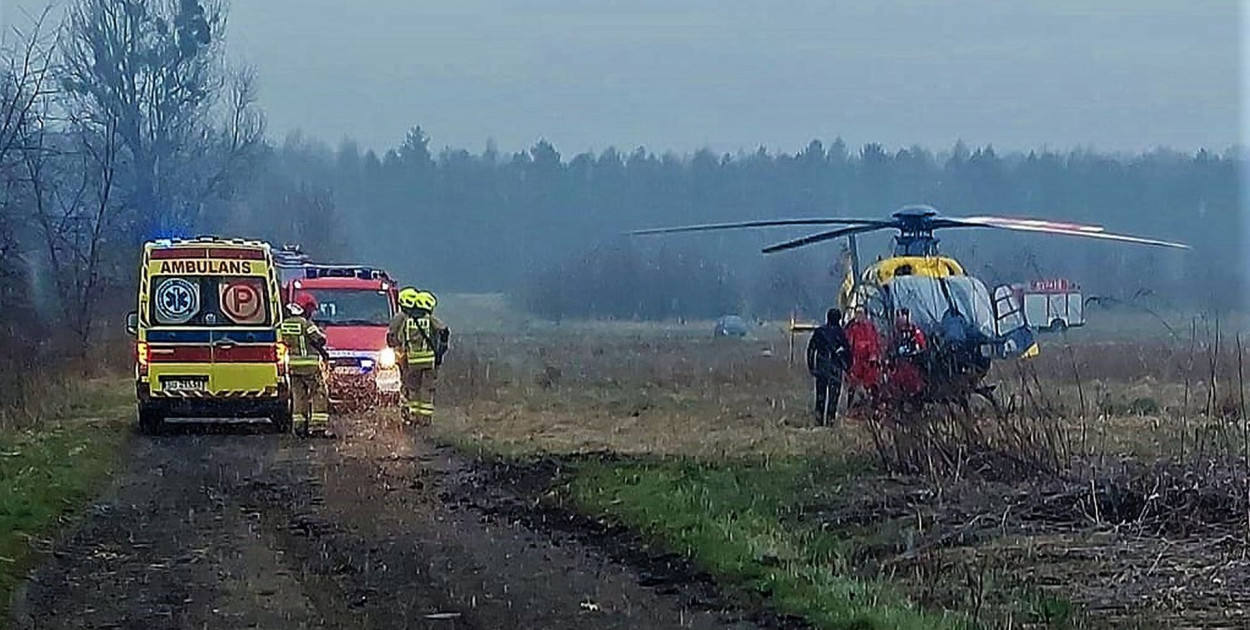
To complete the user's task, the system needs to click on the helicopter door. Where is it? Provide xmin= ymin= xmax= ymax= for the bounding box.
xmin=991 ymin=285 xmax=1038 ymax=359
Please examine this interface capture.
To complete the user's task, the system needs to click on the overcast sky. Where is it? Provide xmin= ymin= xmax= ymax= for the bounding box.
xmin=2 ymin=0 xmax=1242 ymax=155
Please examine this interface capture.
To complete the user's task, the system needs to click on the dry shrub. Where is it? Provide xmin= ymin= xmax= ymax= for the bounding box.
xmin=861 ymin=357 xmax=1077 ymax=480
xmin=863 ymin=399 xmax=1067 ymax=480
xmin=0 ymin=333 xmax=51 ymax=431
xmin=1070 ymin=458 xmax=1249 ymax=536
xmin=0 ymin=330 xmax=131 ymax=431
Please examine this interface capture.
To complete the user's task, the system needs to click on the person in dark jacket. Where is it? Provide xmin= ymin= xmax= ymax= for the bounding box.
xmin=807 ymin=307 xmax=852 ymax=426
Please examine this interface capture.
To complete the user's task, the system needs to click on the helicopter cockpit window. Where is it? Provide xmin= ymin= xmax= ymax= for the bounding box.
xmin=856 ymin=285 xmax=888 ymax=320
xmin=855 ymin=282 xmax=895 ymax=327
xmin=889 ymin=276 xmax=996 ymax=340
xmin=942 ymin=277 xmax=998 ymax=339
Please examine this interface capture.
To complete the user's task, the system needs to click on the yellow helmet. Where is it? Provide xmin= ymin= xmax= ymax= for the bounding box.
xmin=414 ymin=291 xmax=437 ymax=312
xmin=398 ymin=287 xmax=420 ymax=309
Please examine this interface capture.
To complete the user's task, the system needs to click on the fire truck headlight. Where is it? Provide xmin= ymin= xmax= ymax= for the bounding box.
xmin=378 ymin=347 xmax=397 ymax=369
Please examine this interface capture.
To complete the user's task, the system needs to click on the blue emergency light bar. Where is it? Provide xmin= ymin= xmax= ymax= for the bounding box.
xmin=302 ymin=265 xmax=393 ymax=281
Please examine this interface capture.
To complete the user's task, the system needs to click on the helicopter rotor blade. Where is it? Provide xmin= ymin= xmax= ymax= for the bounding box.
xmin=944 ymin=216 xmax=1190 ymax=249
xmin=954 ymin=215 xmax=1107 ymax=233
xmin=761 ymin=224 xmax=891 ymax=254
xmin=630 ymin=218 xmax=889 ymax=235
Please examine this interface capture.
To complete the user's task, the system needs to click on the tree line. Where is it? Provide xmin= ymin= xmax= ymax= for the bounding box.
xmin=307 ymin=134 xmax=1238 ymax=320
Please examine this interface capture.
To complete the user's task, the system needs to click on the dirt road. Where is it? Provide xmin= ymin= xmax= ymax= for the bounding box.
xmin=10 ymin=413 xmax=760 ymax=630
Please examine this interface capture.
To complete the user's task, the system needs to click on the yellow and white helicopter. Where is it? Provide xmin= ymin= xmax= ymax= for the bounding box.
xmin=634 ymin=204 xmax=1189 ymax=405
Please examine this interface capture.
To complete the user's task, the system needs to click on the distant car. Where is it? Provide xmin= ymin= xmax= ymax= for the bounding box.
xmin=714 ymin=315 xmax=749 ymax=338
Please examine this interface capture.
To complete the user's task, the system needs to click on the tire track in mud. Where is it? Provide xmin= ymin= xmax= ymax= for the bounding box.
xmin=10 ymin=415 xmax=758 ymax=630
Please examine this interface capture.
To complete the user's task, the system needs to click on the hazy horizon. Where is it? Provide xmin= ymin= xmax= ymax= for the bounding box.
xmin=3 ymin=0 xmax=1237 ymax=156
xmin=232 ymin=0 xmax=1242 ymax=155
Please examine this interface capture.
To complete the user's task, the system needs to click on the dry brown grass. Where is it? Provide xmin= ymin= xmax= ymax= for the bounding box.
xmin=435 ymin=329 xmax=871 ymax=456
xmin=435 ymin=323 xmax=1250 ymax=465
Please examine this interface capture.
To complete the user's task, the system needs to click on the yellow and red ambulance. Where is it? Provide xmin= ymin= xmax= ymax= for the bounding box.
xmin=126 ymin=237 xmax=291 ymax=433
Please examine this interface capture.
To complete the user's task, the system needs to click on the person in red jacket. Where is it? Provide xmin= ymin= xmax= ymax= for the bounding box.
xmin=893 ymin=308 xmax=927 ymax=356
xmin=844 ymin=307 xmax=883 ymax=406
xmin=887 ymin=308 xmax=928 ymax=404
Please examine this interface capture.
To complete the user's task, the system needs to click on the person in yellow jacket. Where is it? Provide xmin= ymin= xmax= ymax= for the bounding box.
xmin=280 ymin=297 xmax=333 ymax=437
xmin=387 ymin=288 xmax=449 ymax=423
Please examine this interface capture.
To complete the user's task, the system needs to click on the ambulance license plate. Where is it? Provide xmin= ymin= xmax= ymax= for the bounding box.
xmin=162 ymin=377 xmax=207 ymax=391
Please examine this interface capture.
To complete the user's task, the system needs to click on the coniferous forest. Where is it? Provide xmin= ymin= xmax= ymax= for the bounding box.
xmin=254 ymin=130 xmax=1238 ymax=320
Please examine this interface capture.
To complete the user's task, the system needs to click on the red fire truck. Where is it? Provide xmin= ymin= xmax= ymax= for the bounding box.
xmin=1010 ymin=278 xmax=1085 ymax=332
xmin=283 ymin=264 xmax=401 ymax=406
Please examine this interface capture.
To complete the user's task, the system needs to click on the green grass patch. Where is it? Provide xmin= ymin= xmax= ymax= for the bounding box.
xmin=0 ymin=379 xmax=131 ymax=623
xmin=568 ymin=457 xmax=967 ymax=630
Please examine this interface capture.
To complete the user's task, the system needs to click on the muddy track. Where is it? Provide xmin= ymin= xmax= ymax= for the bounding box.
xmin=9 ymin=414 xmax=760 ymax=630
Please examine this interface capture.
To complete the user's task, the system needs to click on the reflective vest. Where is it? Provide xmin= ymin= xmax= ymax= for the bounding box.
xmin=403 ymin=315 xmax=437 ymax=368
xmin=280 ymin=316 xmax=324 ymax=370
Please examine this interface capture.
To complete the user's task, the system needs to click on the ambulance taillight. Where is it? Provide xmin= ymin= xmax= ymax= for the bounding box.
xmin=136 ymin=342 xmax=150 ymax=375
xmin=275 ymin=341 xmax=288 ymax=376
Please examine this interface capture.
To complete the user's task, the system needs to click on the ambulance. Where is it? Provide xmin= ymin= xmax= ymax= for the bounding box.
xmin=126 ymin=237 xmax=291 ymax=432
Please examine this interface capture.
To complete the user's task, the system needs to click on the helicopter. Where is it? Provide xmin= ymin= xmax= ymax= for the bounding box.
xmin=632 ymin=204 xmax=1189 ymax=409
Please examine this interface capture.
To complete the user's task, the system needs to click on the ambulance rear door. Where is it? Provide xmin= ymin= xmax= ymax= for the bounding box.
xmin=209 ymin=275 xmax=279 ymax=396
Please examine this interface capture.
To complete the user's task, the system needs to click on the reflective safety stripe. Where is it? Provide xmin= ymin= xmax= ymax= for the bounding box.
xmin=289 ymin=357 xmax=321 ymax=366
xmin=407 ymin=352 xmax=435 ymax=366
xmin=151 ymin=389 xmax=276 ymax=399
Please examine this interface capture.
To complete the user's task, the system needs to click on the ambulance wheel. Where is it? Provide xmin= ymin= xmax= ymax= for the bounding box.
xmin=137 ymin=406 xmax=164 ymax=435
xmin=271 ymin=406 xmax=293 ymax=433
xmin=1050 ymin=318 xmax=1068 ymax=332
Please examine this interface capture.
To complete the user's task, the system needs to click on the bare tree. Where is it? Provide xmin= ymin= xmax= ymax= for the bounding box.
xmin=0 ymin=11 xmax=58 ymax=336
xmin=25 ymin=109 xmax=123 ymax=349
xmin=59 ymin=0 xmax=261 ymax=238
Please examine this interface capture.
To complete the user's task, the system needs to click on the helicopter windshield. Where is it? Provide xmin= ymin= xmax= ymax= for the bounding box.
xmin=889 ymin=276 xmax=997 ymax=340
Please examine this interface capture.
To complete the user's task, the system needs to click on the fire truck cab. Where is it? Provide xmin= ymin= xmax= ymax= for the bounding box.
xmin=283 ymin=265 xmax=401 ymax=405
xmin=1011 ymin=278 xmax=1085 ymax=332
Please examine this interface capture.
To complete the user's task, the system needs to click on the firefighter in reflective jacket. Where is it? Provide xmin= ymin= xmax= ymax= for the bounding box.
xmin=280 ymin=297 xmax=332 ymax=437
xmin=387 ymin=288 xmax=450 ymax=422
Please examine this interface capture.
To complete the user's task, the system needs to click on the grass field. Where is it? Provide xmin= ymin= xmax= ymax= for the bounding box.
xmin=434 ymin=301 xmax=1250 ymax=629
xmin=570 ymin=457 xmax=966 ymax=630
xmin=0 ymin=378 xmax=131 ymax=623
xmin=3 ymin=293 xmax=1241 ymax=628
